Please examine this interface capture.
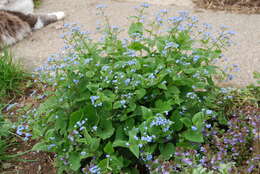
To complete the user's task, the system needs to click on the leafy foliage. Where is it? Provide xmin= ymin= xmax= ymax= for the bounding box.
xmin=0 ymin=49 xmax=29 ymax=105
xmin=32 ymin=5 xmax=236 ymax=173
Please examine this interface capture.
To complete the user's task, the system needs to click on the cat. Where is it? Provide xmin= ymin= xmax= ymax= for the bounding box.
xmin=0 ymin=0 xmax=65 ymax=47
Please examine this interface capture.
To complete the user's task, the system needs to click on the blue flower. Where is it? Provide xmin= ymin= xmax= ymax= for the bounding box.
xmin=120 ymin=100 xmax=126 ymax=105
xmin=148 ymin=74 xmax=156 ymax=79
xmin=160 ymin=9 xmax=168 ymax=14
xmin=191 ymin=126 xmax=197 ymax=131
xmin=127 ymin=60 xmax=137 ymax=66
xmin=146 ymin=154 xmax=153 ymax=161
xmin=193 ymin=55 xmax=200 ymax=62
xmin=90 ymin=96 xmax=99 ymax=105
xmin=80 ymin=152 xmax=87 ymax=156
xmin=89 ymin=165 xmax=101 ymax=174
xmin=73 ymin=79 xmax=79 ymax=84
xmin=101 ymin=65 xmax=110 ymax=71
xmin=124 ymin=50 xmax=136 ymax=57
xmin=124 ymin=78 xmax=131 ymax=85
xmin=140 ymin=3 xmax=150 ymax=8
xmin=96 ymin=4 xmax=107 ymax=9
xmin=164 ymin=42 xmax=179 ymax=49
xmin=205 ymin=109 xmax=213 ymax=115
xmin=168 ymin=16 xmax=183 ymax=23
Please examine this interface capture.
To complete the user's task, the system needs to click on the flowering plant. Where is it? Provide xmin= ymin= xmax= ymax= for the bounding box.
xmin=32 ymin=4 xmax=235 ymax=173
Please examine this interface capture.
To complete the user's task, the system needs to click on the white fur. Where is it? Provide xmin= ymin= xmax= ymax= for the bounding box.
xmin=49 ymin=11 xmax=65 ymax=20
xmin=34 ymin=18 xmax=44 ymax=30
xmin=0 ymin=0 xmax=34 ymax=14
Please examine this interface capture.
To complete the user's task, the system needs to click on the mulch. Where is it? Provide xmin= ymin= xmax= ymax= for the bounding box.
xmin=193 ymin=0 xmax=260 ymax=14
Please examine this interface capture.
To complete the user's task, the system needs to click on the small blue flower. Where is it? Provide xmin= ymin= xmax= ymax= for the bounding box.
xmin=124 ymin=78 xmax=131 ymax=85
xmin=146 ymin=154 xmax=153 ymax=161
xmin=90 ymin=96 xmax=99 ymax=105
xmin=96 ymin=4 xmax=107 ymax=9
xmin=160 ymin=9 xmax=168 ymax=14
xmin=92 ymin=126 xmax=98 ymax=131
xmin=140 ymin=3 xmax=150 ymax=8
xmin=73 ymin=79 xmax=79 ymax=84
xmin=205 ymin=110 xmax=213 ymax=115
xmin=80 ymin=152 xmax=87 ymax=156
xmin=120 ymin=100 xmax=126 ymax=105
xmin=191 ymin=126 xmax=197 ymax=131
xmin=148 ymin=74 xmax=156 ymax=79
xmin=193 ymin=55 xmax=200 ymax=62
xmin=101 ymin=65 xmax=110 ymax=71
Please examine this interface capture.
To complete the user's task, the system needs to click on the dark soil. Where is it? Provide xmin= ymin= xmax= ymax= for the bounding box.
xmin=1 ymin=140 xmax=56 ymax=174
xmin=1 ymin=82 xmax=56 ymax=174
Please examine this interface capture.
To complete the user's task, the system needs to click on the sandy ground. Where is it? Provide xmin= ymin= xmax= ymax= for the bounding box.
xmin=11 ymin=0 xmax=260 ymax=87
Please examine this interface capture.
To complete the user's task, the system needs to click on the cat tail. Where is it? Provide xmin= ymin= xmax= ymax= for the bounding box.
xmin=33 ymin=12 xmax=65 ymax=30
xmin=6 ymin=10 xmax=65 ymax=30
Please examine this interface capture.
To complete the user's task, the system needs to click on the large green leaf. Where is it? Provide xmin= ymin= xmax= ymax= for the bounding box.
xmin=129 ymin=144 xmax=139 ymax=158
xmin=180 ymin=117 xmax=192 ymax=128
xmin=104 ymin=142 xmax=114 ymax=154
xmin=135 ymin=89 xmax=146 ymax=99
xmin=192 ymin=112 xmax=204 ymax=129
xmin=183 ymin=129 xmax=204 ymax=143
xmin=97 ymin=119 xmax=115 ymax=140
xmin=159 ymin=143 xmax=175 ymax=160
xmin=69 ymin=110 xmax=83 ymax=130
xmin=69 ymin=152 xmax=81 ymax=171
xmin=141 ymin=106 xmax=153 ymax=119
xmin=32 ymin=142 xmax=48 ymax=151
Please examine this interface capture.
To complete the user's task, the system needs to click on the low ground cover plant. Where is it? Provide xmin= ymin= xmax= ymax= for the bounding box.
xmin=28 ymin=3 xmax=258 ymax=173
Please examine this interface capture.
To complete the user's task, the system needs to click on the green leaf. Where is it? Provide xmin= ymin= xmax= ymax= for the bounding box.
xmin=85 ymin=71 xmax=95 ymax=78
xmin=129 ymin=144 xmax=139 ymax=158
xmin=154 ymin=100 xmax=172 ymax=113
xmin=192 ymin=112 xmax=204 ymax=128
xmin=69 ymin=152 xmax=81 ymax=171
xmin=69 ymin=110 xmax=83 ymax=130
xmin=135 ymin=89 xmax=146 ymax=99
xmin=128 ymin=22 xmax=143 ymax=36
xmin=158 ymin=83 xmax=167 ymax=90
xmin=141 ymin=106 xmax=153 ymax=119
xmin=113 ymin=140 xmax=128 ymax=148
xmin=109 ymin=156 xmax=124 ymax=172
xmin=104 ymin=142 xmax=114 ymax=154
xmin=159 ymin=143 xmax=175 ymax=160
xmin=128 ymin=128 xmax=139 ymax=158
xmin=32 ymin=142 xmax=48 ymax=151
xmin=113 ymin=101 xmax=121 ymax=109
xmin=97 ymin=119 xmax=115 ymax=140
xmin=183 ymin=130 xmax=204 ymax=143
xmin=171 ymin=113 xmax=183 ymax=131
xmin=89 ymin=138 xmax=100 ymax=152
xmin=55 ymin=117 xmax=68 ymax=134
xmin=84 ymin=104 xmax=99 ymax=125
xmin=129 ymin=42 xmax=146 ymax=51
xmin=180 ymin=117 xmax=192 ymax=128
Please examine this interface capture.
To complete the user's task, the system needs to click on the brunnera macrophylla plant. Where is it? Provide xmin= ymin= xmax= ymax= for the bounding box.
xmin=32 ymin=3 xmax=235 ymax=173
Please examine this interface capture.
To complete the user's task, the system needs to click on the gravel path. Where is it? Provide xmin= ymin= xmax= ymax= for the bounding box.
xmin=11 ymin=0 xmax=260 ymax=87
